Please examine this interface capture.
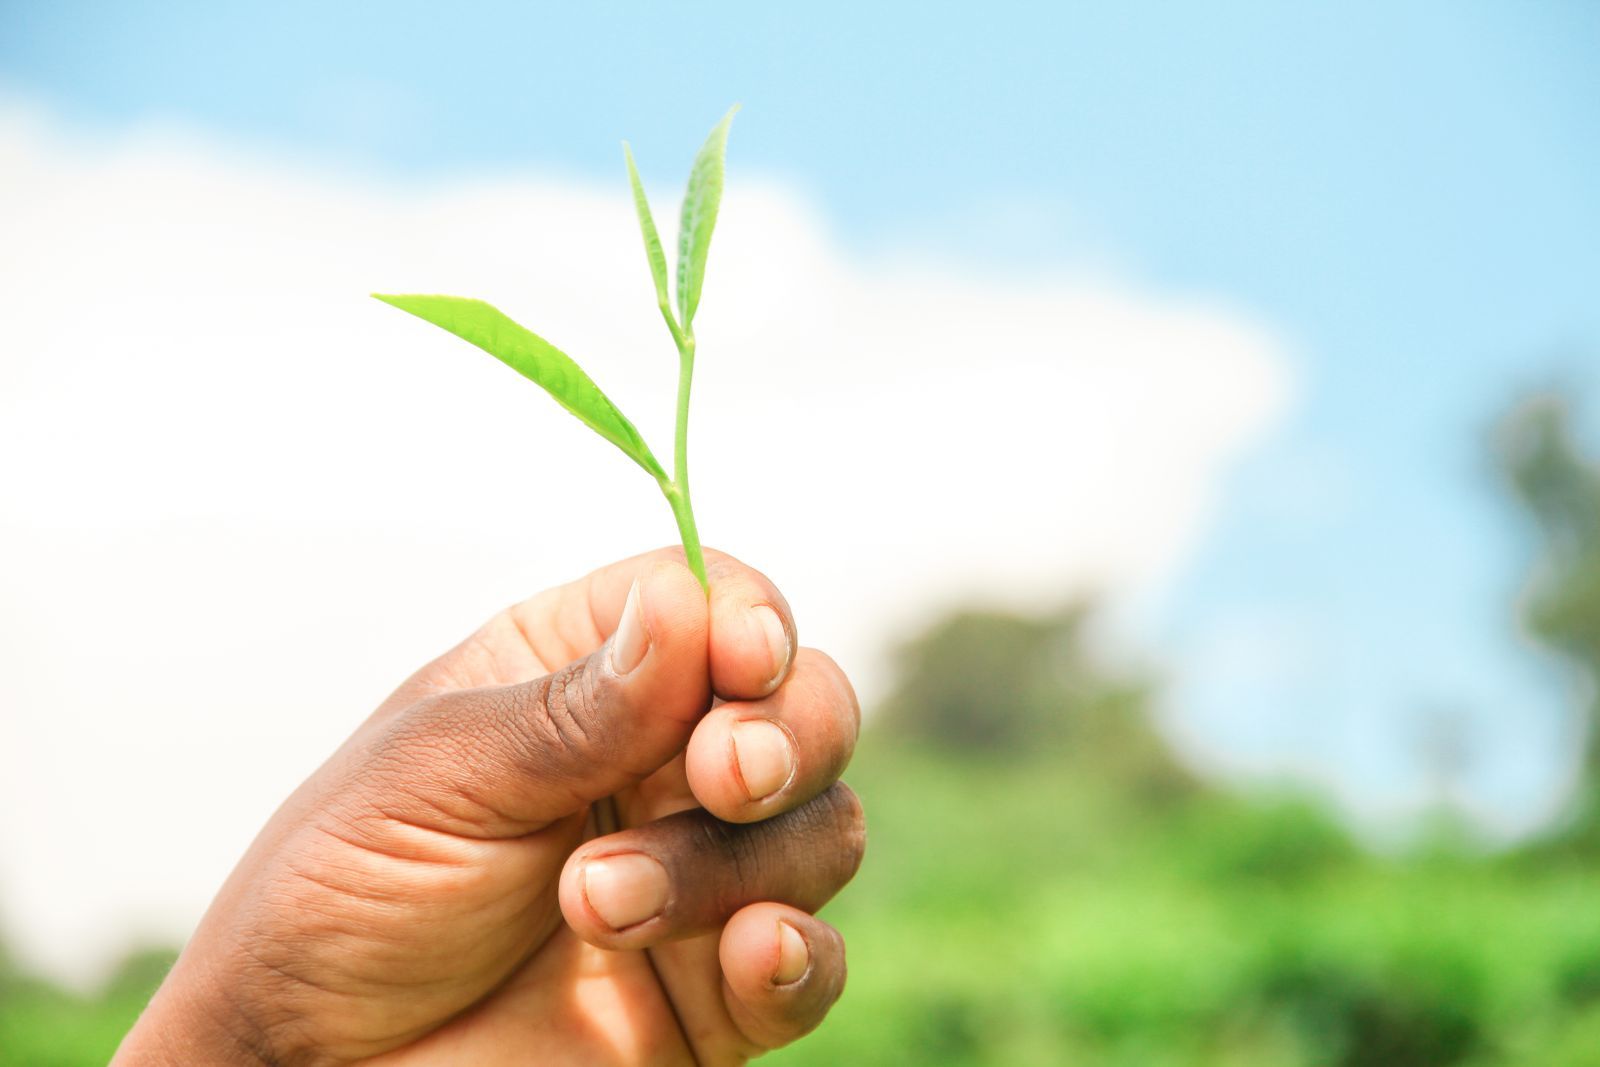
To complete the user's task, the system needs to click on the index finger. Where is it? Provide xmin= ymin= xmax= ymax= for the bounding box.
xmin=505 ymin=546 xmax=797 ymax=698
xmin=704 ymin=551 xmax=796 ymax=701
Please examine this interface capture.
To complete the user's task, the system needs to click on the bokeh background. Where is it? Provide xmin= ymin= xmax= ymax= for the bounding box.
xmin=3 ymin=3 xmax=1600 ymax=1064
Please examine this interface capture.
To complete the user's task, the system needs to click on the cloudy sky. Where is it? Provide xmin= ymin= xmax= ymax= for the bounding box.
xmin=2 ymin=2 xmax=1598 ymax=983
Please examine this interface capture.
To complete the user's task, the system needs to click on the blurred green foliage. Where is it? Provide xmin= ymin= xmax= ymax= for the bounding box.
xmin=0 ymin=946 xmax=175 ymax=1066
xmin=874 ymin=605 xmax=1197 ymax=807
xmin=767 ymin=740 xmax=1600 ymax=1067
xmin=8 ymin=394 xmax=1600 ymax=1064
xmin=1498 ymin=394 xmax=1600 ymax=837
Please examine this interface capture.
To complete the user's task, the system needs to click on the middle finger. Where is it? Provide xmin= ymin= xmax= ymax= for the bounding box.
xmin=558 ymin=782 xmax=866 ymax=950
xmin=684 ymin=648 xmax=860 ymax=824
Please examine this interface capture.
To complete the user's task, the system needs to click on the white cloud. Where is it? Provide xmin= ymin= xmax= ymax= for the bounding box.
xmin=0 ymin=101 xmax=1290 ymax=984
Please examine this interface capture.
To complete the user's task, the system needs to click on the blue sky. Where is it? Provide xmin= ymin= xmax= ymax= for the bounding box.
xmin=5 ymin=1 xmax=1598 ymax=832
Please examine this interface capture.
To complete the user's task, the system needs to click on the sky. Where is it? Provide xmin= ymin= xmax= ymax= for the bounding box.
xmin=1 ymin=1 xmax=1598 ymax=979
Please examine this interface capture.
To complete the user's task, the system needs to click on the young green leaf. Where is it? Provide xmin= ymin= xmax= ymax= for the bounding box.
xmin=623 ymin=142 xmax=673 ymax=317
xmin=675 ymin=105 xmax=739 ymax=330
xmin=373 ymin=293 xmax=668 ymax=482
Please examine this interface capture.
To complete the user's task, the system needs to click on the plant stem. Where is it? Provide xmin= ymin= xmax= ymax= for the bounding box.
xmin=663 ymin=331 xmax=707 ymax=590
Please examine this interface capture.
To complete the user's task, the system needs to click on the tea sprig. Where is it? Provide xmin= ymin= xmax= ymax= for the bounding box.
xmin=375 ymin=107 xmax=739 ymax=590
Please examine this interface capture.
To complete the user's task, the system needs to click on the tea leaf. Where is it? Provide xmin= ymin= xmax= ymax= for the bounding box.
xmin=373 ymin=293 xmax=667 ymax=481
xmin=675 ymin=105 xmax=738 ymax=330
xmin=623 ymin=142 xmax=672 ymax=317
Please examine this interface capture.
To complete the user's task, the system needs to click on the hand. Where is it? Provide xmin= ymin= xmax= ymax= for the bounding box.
xmin=116 ymin=549 xmax=865 ymax=1065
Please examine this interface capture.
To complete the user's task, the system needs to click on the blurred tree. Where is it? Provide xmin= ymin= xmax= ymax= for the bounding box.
xmin=1498 ymin=394 xmax=1600 ymax=837
xmin=874 ymin=602 xmax=1195 ymax=801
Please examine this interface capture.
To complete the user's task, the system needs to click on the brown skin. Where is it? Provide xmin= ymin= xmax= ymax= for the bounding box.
xmin=115 ymin=548 xmax=865 ymax=1066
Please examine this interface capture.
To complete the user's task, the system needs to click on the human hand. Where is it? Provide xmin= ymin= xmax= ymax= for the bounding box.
xmin=115 ymin=548 xmax=865 ymax=1065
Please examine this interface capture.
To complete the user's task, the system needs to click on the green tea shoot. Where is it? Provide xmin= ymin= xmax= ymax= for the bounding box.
xmin=374 ymin=107 xmax=740 ymax=590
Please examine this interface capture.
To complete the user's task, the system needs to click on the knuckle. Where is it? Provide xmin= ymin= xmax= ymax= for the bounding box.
xmin=818 ymin=782 xmax=867 ymax=882
xmin=536 ymin=659 xmax=602 ymax=754
xmin=797 ymin=649 xmax=862 ymax=745
xmin=699 ymin=813 xmax=765 ymax=903
xmin=370 ymin=653 xmax=622 ymax=830
xmin=759 ymin=782 xmax=865 ymax=894
xmin=503 ymin=654 xmax=621 ymax=778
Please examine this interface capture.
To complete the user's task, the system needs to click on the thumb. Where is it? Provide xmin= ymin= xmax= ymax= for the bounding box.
xmin=362 ymin=559 xmax=710 ymax=837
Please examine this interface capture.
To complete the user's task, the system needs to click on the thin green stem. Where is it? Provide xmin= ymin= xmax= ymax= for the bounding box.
xmin=664 ymin=331 xmax=707 ymax=590
xmin=658 ymin=300 xmax=688 ymax=352
xmin=665 ymin=482 xmax=706 ymax=591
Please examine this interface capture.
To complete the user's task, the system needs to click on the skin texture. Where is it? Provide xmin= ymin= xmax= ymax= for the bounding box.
xmin=114 ymin=548 xmax=865 ymax=1066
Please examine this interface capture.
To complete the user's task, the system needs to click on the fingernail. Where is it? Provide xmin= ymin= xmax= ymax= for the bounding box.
xmin=775 ymin=920 xmax=809 ymax=985
xmin=611 ymin=579 xmax=648 ymax=676
xmin=731 ymin=719 xmax=794 ymax=803
xmin=753 ymin=605 xmax=791 ymax=690
xmin=582 ymin=853 xmax=668 ymax=931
